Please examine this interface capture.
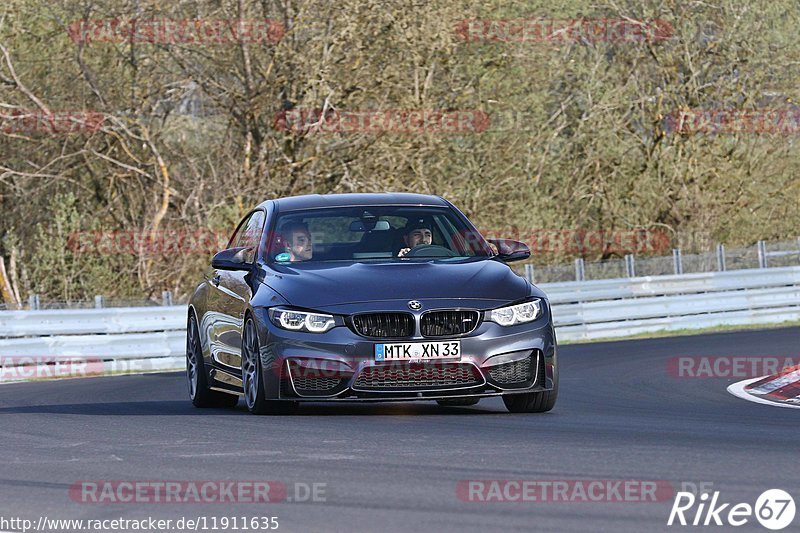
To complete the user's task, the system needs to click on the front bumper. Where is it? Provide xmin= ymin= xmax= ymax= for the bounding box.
xmin=252 ymin=306 xmax=557 ymax=402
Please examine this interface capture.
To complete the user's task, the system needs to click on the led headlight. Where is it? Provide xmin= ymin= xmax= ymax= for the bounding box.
xmin=269 ymin=308 xmax=336 ymax=333
xmin=487 ymin=299 xmax=542 ymax=326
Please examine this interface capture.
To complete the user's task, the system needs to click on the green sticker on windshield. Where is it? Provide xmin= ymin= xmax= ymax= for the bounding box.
xmin=275 ymin=252 xmax=291 ymax=262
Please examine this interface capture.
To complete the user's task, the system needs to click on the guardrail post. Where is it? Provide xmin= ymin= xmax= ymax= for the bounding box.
xmin=716 ymin=244 xmax=726 ymax=271
xmin=624 ymin=254 xmax=635 ymax=278
xmin=797 ymin=237 xmax=800 ymax=265
xmin=162 ymin=290 xmax=173 ymax=306
xmin=28 ymin=293 xmax=40 ymax=310
xmin=574 ymin=258 xmax=585 ymax=281
xmin=757 ymin=240 xmax=768 ymax=268
xmin=672 ymin=248 xmax=683 ymax=275
xmin=94 ymin=295 xmax=104 ymax=308
xmin=524 ymin=264 xmax=534 ymax=283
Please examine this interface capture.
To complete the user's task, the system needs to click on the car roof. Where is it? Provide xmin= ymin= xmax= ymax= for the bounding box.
xmin=258 ymin=193 xmax=449 ymax=212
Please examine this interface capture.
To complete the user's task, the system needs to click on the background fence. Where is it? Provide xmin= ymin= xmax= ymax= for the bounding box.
xmin=2 ymin=265 xmax=799 ymax=376
xmin=518 ymin=238 xmax=800 ymax=283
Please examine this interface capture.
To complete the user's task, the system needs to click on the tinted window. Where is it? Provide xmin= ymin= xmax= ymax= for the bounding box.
xmin=268 ymin=206 xmax=490 ymax=263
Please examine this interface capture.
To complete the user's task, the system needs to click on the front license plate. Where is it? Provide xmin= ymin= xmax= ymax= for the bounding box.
xmin=375 ymin=341 xmax=461 ymax=361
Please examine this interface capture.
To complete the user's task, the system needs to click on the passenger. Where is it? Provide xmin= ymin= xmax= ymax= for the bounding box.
xmin=281 ymin=222 xmax=313 ymax=262
xmin=397 ymin=219 xmax=433 ymax=257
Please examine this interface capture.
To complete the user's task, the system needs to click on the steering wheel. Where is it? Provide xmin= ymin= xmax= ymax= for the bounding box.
xmin=403 ymin=244 xmax=458 ymax=258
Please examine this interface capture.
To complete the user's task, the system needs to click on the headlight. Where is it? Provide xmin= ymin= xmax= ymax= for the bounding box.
xmin=269 ymin=308 xmax=336 ymax=333
xmin=487 ymin=299 xmax=542 ymax=326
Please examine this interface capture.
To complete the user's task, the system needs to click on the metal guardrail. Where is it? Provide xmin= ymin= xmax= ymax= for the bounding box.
xmin=0 ymin=306 xmax=186 ymax=338
xmin=1 ymin=266 xmax=798 ymax=367
xmin=523 ymin=238 xmax=800 ymax=284
xmin=547 ymin=266 xmax=800 ymax=340
xmin=544 ymin=267 xmax=800 ymax=304
xmin=1 ymin=331 xmax=185 ymax=358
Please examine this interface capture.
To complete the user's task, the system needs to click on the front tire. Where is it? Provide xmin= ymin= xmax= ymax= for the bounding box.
xmin=187 ymin=313 xmax=239 ymax=409
xmin=241 ymin=317 xmax=296 ymax=415
xmin=503 ymin=370 xmax=558 ymax=413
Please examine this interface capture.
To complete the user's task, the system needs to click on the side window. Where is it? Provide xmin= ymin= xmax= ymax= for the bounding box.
xmin=227 ymin=214 xmax=251 ymax=249
xmin=227 ymin=211 xmax=265 ymax=263
xmin=237 ymin=211 xmax=265 ymax=249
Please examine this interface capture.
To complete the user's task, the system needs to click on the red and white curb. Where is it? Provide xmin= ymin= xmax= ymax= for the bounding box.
xmin=728 ymin=364 xmax=800 ymax=409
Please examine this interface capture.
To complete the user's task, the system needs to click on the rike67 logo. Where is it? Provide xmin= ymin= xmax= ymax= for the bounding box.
xmin=668 ymin=489 xmax=796 ymax=530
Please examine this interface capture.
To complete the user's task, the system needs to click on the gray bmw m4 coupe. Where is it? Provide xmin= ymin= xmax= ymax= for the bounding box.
xmin=187 ymin=193 xmax=558 ymax=414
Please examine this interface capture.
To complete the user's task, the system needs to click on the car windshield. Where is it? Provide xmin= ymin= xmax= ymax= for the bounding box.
xmin=267 ymin=206 xmax=492 ymax=263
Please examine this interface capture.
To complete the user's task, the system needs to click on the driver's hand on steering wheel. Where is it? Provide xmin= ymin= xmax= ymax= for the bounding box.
xmin=397 ymin=247 xmax=411 ymax=257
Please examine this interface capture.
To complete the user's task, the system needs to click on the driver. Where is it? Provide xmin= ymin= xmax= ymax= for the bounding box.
xmin=281 ymin=222 xmax=313 ymax=261
xmin=397 ymin=219 xmax=433 ymax=257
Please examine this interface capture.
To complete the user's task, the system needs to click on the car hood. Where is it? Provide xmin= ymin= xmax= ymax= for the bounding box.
xmin=259 ymin=258 xmax=538 ymax=310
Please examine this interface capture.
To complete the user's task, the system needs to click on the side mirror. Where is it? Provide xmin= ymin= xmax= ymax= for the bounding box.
xmin=487 ymin=238 xmax=530 ymax=263
xmin=211 ymin=246 xmax=253 ymax=271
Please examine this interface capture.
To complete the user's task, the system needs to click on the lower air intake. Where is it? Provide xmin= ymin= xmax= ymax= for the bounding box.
xmin=288 ymin=361 xmax=346 ymax=396
xmin=488 ymin=354 xmax=535 ymax=385
xmin=354 ymin=362 xmax=482 ymax=390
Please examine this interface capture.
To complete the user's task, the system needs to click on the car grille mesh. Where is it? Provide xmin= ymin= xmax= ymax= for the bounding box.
xmin=488 ymin=354 xmax=534 ymax=384
xmin=292 ymin=374 xmax=342 ymax=392
xmin=288 ymin=362 xmax=344 ymax=395
xmin=421 ymin=310 xmax=480 ymax=337
xmin=354 ymin=363 xmax=482 ymax=389
xmin=351 ymin=313 xmax=414 ymax=338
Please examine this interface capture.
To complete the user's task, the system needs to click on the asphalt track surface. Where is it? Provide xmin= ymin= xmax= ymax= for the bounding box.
xmin=1 ymin=327 xmax=798 ymax=533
